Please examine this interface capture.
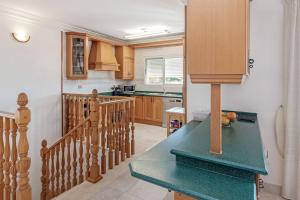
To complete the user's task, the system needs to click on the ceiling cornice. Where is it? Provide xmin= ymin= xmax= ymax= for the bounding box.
xmin=0 ymin=4 xmax=185 ymax=45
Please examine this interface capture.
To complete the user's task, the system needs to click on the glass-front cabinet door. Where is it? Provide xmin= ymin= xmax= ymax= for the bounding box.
xmin=66 ymin=33 xmax=88 ymax=79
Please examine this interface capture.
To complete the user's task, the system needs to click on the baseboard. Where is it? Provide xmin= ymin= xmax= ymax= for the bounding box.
xmin=263 ymin=183 xmax=282 ymax=196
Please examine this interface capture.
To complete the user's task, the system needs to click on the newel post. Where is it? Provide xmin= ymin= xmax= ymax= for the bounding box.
xmin=15 ymin=93 xmax=32 ymax=200
xmin=87 ymin=89 xmax=102 ymax=183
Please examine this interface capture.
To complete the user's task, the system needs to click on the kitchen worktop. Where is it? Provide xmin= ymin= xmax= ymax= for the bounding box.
xmin=100 ymin=91 xmax=183 ymax=98
xmin=129 ymin=112 xmax=268 ymax=200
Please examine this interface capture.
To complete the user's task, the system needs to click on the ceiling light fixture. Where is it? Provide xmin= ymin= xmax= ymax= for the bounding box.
xmin=12 ymin=31 xmax=30 ymax=43
xmin=124 ymin=26 xmax=170 ymax=40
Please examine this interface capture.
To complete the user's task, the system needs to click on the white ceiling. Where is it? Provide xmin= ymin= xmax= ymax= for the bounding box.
xmin=0 ymin=0 xmax=185 ymax=40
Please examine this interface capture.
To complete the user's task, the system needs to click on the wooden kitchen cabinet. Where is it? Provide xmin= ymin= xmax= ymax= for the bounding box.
xmin=66 ymin=32 xmax=89 ymax=80
xmin=186 ymin=0 xmax=249 ymax=84
xmin=134 ymin=96 xmax=163 ymax=126
xmin=143 ymin=96 xmax=154 ymax=121
xmin=115 ymin=46 xmax=135 ymax=80
xmin=135 ymin=96 xmax=144 ymax=120
xmin=152 ymin=97 xmax=163 ymax=122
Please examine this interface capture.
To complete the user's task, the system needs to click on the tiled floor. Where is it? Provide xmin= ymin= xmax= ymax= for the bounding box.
xmin=55 ymin=123 xmax=284 ymax=200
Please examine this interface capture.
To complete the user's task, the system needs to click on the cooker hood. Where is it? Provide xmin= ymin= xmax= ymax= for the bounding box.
xmin=88 ymin=41 xmax=120 ymax=71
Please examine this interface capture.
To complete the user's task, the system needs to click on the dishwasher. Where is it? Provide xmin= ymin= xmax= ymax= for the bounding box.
xmin=162 ymin=97 xmax=183 ymax=128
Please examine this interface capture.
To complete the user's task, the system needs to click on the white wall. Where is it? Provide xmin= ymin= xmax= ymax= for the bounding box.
xmin=63 ymin=71 xmax=129 ymax=94
xmin=187 ymin=0 xmax=284 ymax=186
xmin=134 ymin=46 xmax=183 ymax=92
xmin=0 ymin=15 xmax=62 ymax=198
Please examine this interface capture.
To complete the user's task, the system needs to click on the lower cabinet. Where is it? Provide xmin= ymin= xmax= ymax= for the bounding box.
xmin=134 ymin=96 xmax=163 ymax=126
xmin=135 ymin=96 xmax=144 ymax=120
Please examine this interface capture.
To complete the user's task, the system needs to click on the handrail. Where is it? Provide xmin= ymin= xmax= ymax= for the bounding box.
xmin=0 ymin=110 xmax=15 ymax=119
xmin=45 ymin=116 xmax=91 ymax=153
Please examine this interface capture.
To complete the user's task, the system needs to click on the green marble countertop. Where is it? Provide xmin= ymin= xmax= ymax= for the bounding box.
xmin=100 ymin=91 xmax=183 ymax=98
xmin=171 ymin=112 xmax=268 ymax=175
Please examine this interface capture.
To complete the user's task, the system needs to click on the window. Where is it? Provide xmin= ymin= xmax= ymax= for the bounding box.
xmin=145 ymin=57 xmax=183 ymax=85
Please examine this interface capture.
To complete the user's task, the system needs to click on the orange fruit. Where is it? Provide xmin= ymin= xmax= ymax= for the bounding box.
xmin=226 ymin=112 xmax=237 ymax=121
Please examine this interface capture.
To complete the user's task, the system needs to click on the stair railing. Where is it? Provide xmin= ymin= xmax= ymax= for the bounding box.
xmin=0 ymin=93 xmax=32 ymax=200
xmin=41 ymin=89 xmax=135 ymax=199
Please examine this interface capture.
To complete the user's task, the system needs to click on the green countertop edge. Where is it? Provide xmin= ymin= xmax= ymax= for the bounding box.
xmin=129 ymin=164 xmax=223 ymax=200
xmin=170 ymin=111 xmax=268 ymax=176
xmin=129 ymin=120 xmax=258 ymax=200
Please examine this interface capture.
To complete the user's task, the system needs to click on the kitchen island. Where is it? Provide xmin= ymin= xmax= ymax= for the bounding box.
xmin=129 ymin=111 xmax=268 ymax=200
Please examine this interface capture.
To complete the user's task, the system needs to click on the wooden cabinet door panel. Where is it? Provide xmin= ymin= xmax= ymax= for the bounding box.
xmin=143 ymin=97 xmax=154 ymax=121
xmin=153 ymin=97 xmax=163 ymax=122
xmin=135 ymin=96 xmax=144 ymax=120
xmin=187 ymin=0 xmax=248 ymax=76
xmin=127 ymin=58 xmax=134 ymax=79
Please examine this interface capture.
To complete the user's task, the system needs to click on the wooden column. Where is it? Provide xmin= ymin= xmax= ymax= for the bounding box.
xmin=15 ymin=93 xmax=32 ymax=200
xmin=210 ymin=84 xmax=222 ymax=154
xmin=87 ymin=89 xmax=102 ymax=183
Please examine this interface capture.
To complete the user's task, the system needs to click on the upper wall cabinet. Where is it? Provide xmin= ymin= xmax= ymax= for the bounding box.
xmin=186 ymin=0 xmax=249 ymax=84
xmin=66 ymin=32 xmax=89 ymax=80
xmin=115 ymin=46 xmax=135 ymax=80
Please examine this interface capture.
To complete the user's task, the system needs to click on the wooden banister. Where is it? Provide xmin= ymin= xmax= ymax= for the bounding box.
xmin=41 ymin=89 xmax=136 ymax=199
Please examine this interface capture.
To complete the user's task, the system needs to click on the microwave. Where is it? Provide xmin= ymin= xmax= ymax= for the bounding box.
xmin=123 ymin=85 xmax=135 ymax=93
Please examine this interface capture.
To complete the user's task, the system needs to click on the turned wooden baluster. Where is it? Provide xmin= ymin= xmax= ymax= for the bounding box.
xmin=66 ymin=136 xmax=71 ymax=190
xmin=108 ymin=104 xmax=114 ymax=170
xmin=85 ymin=121 xmax=91 ymax=179
xmin=72 ymin=132 xmax=77 ymax=186
xmin=79 ymin=124 xmax=84 ymax=184
xmin=118 ymin=105 xmax=123 ymax=162
xmin=114 ymin=104 xmax=119 ymax=166
xmin=64 ymin=96 xmax=69 ymax=134
xmin=125 ymin=101 xmax=131 ymax=158
xmin=68 ymin=96 xmax=73 ymax=132
xmin=50 ymin=148 xmax=55 ymax=198
xmin=75 ymin=97 xmax=80 ymax=127
xmin=131 ymin=99 xmax=135 ymax=155
xmin=4 ymin=118 xmax=11 ymax=200
xmin=40 ymin=140 xmax=49 ymax=200
xmin=10 ymin=119 xmax=18 ymax=200
xmin=0 ymin=117 xmax=4 ymax=200
xmin=55 ymin=145 xmax=60 ymax=195
xmin=101 ymin=104 xmax=107 ymax=174
xmin=60 ymin=139 xmax=66 ymax=193
xmin=72 ymin=97 xmax=77 ymax=128
xmin=120 ymin=103 xmax=126 ymax=162
xmin=87 ymin=89 xmax=102 ymax=182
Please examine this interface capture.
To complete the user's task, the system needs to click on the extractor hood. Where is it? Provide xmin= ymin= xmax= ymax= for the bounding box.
xmin=88 ymin=41 xmax=120 ymax=71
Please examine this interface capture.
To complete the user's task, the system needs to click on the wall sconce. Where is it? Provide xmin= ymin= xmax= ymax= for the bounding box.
xmin=12 ymin=31 xmax=30 ymax=43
